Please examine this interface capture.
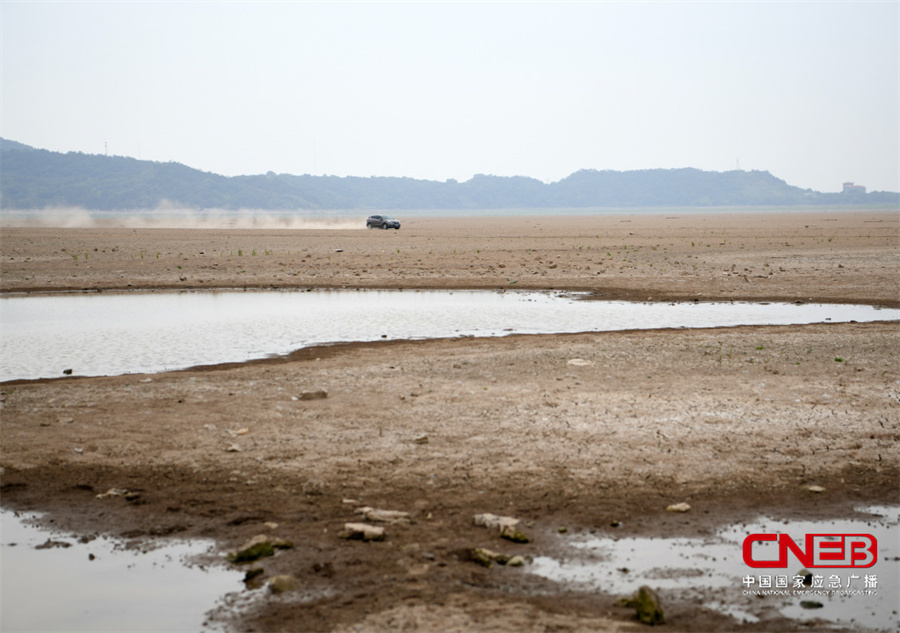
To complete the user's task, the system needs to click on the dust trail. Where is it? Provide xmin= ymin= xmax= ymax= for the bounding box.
xmin=1 ymin=207 xmax=98 ymax=228
xmin=0 ymin=207 xmax=367 ymax=230
xmin=119 ymin=211 xmax=366 ymax=230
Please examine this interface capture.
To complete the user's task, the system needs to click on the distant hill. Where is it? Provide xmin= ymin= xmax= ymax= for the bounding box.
xmin=0 ymin=138 xmax=36 ymax=153
xmin=1 ymin=138 xmax=896 ymax=211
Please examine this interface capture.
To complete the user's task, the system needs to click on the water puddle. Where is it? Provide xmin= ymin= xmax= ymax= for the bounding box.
xmin=1 ymin=289 xmax=896 ymax=381
xmin=530 ymin=506 xmax=899 ymax=630
xmin=0 ymin=509 xmax=244 ymax=632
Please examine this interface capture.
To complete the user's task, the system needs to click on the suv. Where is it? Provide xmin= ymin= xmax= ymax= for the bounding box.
xmin=366 ymin=215 xmax=401 ymax=230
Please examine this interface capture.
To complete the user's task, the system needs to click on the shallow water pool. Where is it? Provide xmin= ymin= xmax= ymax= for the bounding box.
xmin=1 ymin=289 xmax=896 ymax=381
xmin=531 ymin=506 xmax=899 ymax=630
xmin=0 ymin=509 xmax=244 ymax=632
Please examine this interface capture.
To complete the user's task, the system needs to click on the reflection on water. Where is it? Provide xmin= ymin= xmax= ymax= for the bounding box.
xmin=1 ymin=289 xmax=896 ymax=381
xmin=0 ymin=509 xmax=243 ymax=632
xmin=530 ymin=506 xmax=899 ymax=630
xmin=4 ymin=505 xmax=894 ymax=632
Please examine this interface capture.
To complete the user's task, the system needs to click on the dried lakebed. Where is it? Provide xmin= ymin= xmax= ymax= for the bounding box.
xmin=2 ymin=288 xmax=896 ymax=382
xmin=3 ymin=505 xmax=896 ymax=632
xmin=2 ymin=286 xmax=898 ymax=632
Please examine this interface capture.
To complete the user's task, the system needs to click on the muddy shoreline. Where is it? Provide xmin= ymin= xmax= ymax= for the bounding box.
xmin=2 ymin=212 xmax=898 ymax=307
xmin=2 ymin=211 xmax=898 ymax=632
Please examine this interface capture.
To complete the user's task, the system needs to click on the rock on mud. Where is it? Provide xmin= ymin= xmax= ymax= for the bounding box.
xmin=339 ymin=523 xmax=386 ymax=541
xmin=473 ymin=512 xmax=530 ymax=542
xmin=626 ymin=585 xmax=665 ymax=625
xmin=355 ymin=507 xmax=411 ymax=524
xmin=228 ymin=534 xmax=293 ymax=563
xmin=472 ymin=547 xmax=509 ymax=567
xmin=268 ymin=574 xmax=299 ymax=593
xmin=297 ymin=390 xmax=328 ymax=400
xmin=470 ymin=548 xmax=529 ymax=567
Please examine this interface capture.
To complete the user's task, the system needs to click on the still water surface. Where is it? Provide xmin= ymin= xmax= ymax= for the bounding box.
xmin=2 ymin=289 xmax=896 ymax=381
xmin=531 ymin=506 xmax=899 ymax=630
xmin=3 ymin=506 xmax=895 ymax=631
xmin=1 ymin=509 xmax=243 ymax=632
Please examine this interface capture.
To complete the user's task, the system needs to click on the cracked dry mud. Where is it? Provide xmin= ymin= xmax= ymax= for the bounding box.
xmin=1 ymin=211 xmax=898 ymax=632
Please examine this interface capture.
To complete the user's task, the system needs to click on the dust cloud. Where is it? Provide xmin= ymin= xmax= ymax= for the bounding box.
xmin=0 ymin=207 xmax=367 ymax=230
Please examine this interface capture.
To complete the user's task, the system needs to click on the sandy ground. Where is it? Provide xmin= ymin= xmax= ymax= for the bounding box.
xmin=1 ymin=211 xmax=898 ymax=632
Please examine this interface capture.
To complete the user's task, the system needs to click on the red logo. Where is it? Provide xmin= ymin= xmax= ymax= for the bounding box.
xmin=742 ymin=534 xmax=877 ymax=568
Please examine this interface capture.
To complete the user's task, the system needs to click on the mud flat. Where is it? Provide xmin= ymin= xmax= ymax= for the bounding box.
xmin=1 ymin=211 xmax=898 ymax=632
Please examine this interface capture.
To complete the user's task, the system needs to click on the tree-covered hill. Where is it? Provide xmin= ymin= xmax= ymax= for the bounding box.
xmin=1 ymin=139 xmax=896 ymax=211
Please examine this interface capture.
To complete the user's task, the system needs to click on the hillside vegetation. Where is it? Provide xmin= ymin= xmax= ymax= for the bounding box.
xmin=1 ymin=138 xmax=895 ymax=211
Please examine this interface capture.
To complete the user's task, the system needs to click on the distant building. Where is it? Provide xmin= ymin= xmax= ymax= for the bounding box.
xmin=842 ymin=181 xmax=866 ymax=194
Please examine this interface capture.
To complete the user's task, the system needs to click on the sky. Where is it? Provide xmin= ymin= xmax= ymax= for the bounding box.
xmin=1 ymin=1 xmax=898 ymax=194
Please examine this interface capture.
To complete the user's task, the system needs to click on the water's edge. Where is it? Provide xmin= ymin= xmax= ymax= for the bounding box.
xmin=3 ymin=289 xmax=897 ymax=382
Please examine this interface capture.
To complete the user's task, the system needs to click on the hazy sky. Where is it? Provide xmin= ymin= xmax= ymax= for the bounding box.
xmin=2 ymin=2 xmax=898 ymax=193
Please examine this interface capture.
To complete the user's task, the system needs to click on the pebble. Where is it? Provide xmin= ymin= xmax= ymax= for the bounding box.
xmin=473 ymin=513 xmax=519 ymax=531
xmin=268 ymin=575 xmax=299 ymax=593
xmin=355 ymin=507 xmax=411 ymax=524
xmin=472 ymin=547 xmax=509 ymax=566
xmin=96 ymin=488 xmax=130 ymax=499
xmin=474 ymin=512 xmax=530 ymax=543
xmin=629 ymin=585 xmax=665 ymax=625
xmin=339 ymin=523 xmax=385 ymax=541
xmin=298 ymin=390 xmax=328 ymax=400
xmin=228 ymin=534 xmax=293 ymax=563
